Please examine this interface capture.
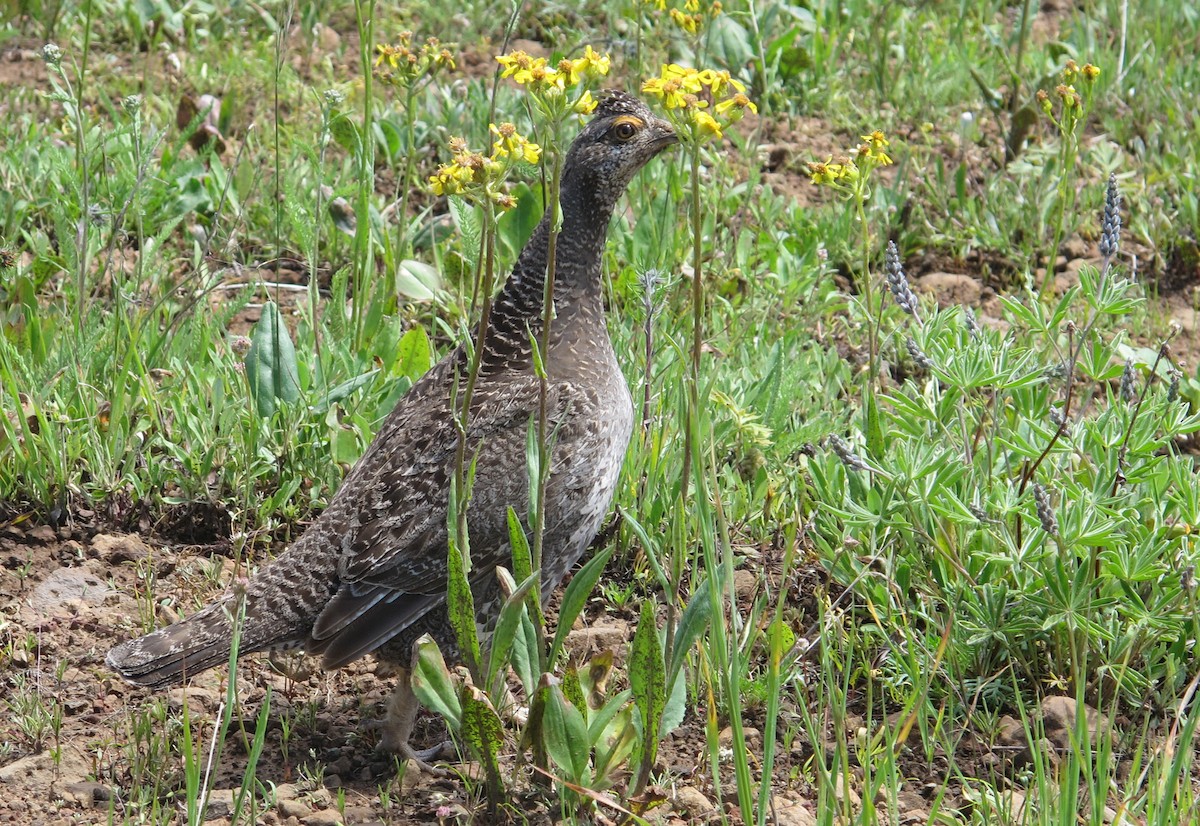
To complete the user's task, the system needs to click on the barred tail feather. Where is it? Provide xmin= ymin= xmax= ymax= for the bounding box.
xmin=107 ymin=597 xmax=256 ymax=689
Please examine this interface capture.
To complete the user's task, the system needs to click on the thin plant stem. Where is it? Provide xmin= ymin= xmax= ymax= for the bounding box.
xmin=668 ymin=141 xmax=704 ymax=673
xmin=532 ymin=147 xmax=563 ymax=672
xmin=395 ymin=82 xmax=418 ymax=258
xmin=351 ymin=0 xmax=377 ymax=352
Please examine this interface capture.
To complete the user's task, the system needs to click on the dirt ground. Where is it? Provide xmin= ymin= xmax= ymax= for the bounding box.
xmin=3 ymin=514 xmax=1179 ymax=826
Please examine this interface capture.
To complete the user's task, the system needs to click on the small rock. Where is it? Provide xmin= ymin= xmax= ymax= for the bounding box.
xmin=302 ymin=810 xmax=345 ymax=826
xmin=327 ymin=754 xmax=353 ymax=779
xmin=1062 ymin=236 xmax=1088 ymax=259
xmin=277 ymin=799 xmax=312 ymax=820
xmin=30 ymin=567 xmax=114 ymax=616
xmin=674 ymin=786 xmax=713 ymax=817
xmin=1041 ymin=695 xmax=1107 ymax=751
xmin=833 ymin=774 xmax=861 ymax=809
xmin=167 ymin=686 xmax=221 ymax=715
xmin=91 ymin=533 xmax=151 ymax=564
xmin=27 ymin=524 xmax=57 ymax=545
xmin=564 ymin=620 xmax=629 ymax=658
xmin=771 ymin=796 xmax=817 ymax=826
xmin=204 ymin=788 xmax=236 ymax=820
xmin=275 ymin=783 xmax=300 ymax=801
xmin=0 ymin=751 xmax=49 ymax=782
xmin=914 ymin=272 xmax=981 ymax=308
xmin=340 ymin=805 xmax=379 ymax=823
xmin=733 ymin=569 xmax=758 ymax=603
xmin=1064 ymin=257 xmax=1089 ymax=276
xmin=58 ymin=780 xmax=110 ymax=807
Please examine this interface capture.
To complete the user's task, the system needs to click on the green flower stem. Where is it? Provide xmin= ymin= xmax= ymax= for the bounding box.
xmin=395 ymin=82 xmax=419 ymax=258
xmin=668 ymin=139 xmax=705 ymax=673
xmin=351 ymin=0 xmax=376 ymax=352
xmin=532 ymin=143 xmax=564 ymax=673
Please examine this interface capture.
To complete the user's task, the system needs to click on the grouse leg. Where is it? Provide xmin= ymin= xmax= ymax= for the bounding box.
xmin=376 ymin=667 xmax=451 ymax=775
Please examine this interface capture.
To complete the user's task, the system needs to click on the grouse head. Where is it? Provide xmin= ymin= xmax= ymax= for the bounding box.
xmin=560 ymin=90 xmax=677 ymax=210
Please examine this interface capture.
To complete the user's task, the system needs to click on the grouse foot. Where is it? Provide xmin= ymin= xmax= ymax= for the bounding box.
xmin=372 ymin=668 xmax=451 ymax=775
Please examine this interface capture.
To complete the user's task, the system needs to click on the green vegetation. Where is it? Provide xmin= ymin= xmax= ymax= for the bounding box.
xmin=3 ymin=0 xmax=1200 ymax=823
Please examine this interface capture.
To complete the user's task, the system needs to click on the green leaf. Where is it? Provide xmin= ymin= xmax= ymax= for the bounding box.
xmin=395 ymin=259 xmax=443 ymax=302
xmin=312 ymin=369 xmax=378 ymax=415
xmin=549 ymin=543 xmax=615 ymax=666
xmin=448 ymin=196 xmax=480 ymax=274
xmin=543 ymin=682 xmax=590 ymax=782
xmin=329 ymin=113 xmax=362 ymax=158
xmin=667 ymin=583 xmax=713 ymax=698
xmin=511 ymin=609 xmax=539 ymax=697
xmin=410 ymin=634 xmax=462 ymax=732
xmin=486 ymin=566 xmax=537 ymax=689
xmin=244 ymin=300 xmax=301 ymax=417
xmin=708 ymin=14 xmax=754 ymax=69
xmin=629 ymin=599 xmax=666 ymax=775
xmin=459 ymin=683 xmax=503 ymax=780
xmin=395 ymin=324 xmax=432 ymax=382
xmin=447 ymin=534 xmax=481 ymax=677
xmin=507 ymin=507 xmax=544 ymax=630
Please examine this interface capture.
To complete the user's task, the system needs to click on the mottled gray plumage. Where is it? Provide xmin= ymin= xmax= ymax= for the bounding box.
xmin=107 ymin=93 xmax=675 ymax=709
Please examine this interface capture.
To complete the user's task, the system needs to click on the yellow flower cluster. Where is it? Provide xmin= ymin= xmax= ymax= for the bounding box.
xmin=428 ymin=127 xmax=541 ymax=209
xmin=490 ymin=122 xmax=541 ymax=165
xmin=641 ymin=64 xmax=756 ymax=141
xmin=1036 ymin=60 xmax=1099 ymax=117
xmin=807 ymin=132 xmax=893 ymax=189
xmin=495 ymin=45 xmax=610 ymax=102
xmin=374 ymin=32 xmax=456 ymax=87
xmin=647 ymin=0 xmax=722 ymax=35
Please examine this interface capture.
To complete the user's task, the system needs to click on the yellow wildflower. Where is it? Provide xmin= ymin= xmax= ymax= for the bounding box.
xmin=1082 ymin=63 xmax=1100 ymax=81
xmin=857 ymin=131 xmax=892 ymax=164
xmin=670 ymin=8 xmax=701 ymax=35
xmin=1055 ymin=83 xmax=1081 ymax=109
xmin=496 ymin=50 xmax=548 ymax=85
xmin=692 ymin=109 xmax=723 ymax=139
xmin=489 ymin=122 xmax=542 ymax=165
xmin=571 ymin=45 xmax=610 ymax=81
xmin=714 ymin=92 xmax=757 ymax=119
xmin=574 ymin=89 xmax=598 ymax=114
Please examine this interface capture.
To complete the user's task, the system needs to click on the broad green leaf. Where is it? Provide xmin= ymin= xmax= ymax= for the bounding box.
xmin=667 ymin=583 xmax=712 ymax=702
xmin=448 ymin=196 xmax=480 ymax=273
xmin=447 ymin=535 xmax=481 ymax=676
xmin=549 ymin=543 xmax=615 ymax=666
xmin=587 ymin=687 xmax=632 ymax=745
xmin=511 ymin=609 xmax=539 ymax=697
xmin=410 ymin=634 xmax=461 ymax=731
xmin=543 ymin=683 xmax=589 ymax=782
xmin=708 ymin=14 xmax=754 ymax=70
xmin=486 ymin=566 xmax=537 ymax=688
xmin=562 ymin=664 xmax=588 ymax=717
xmin=459 ymin=683 xmax=503 ymax=780
xmin=312 ymin=369 xmax=378 ymax=415
xmin=395 ymin=324 xmax=432 ymax=382
xmin=244 ymin=300 xmax=300 ymax=417
xmin=329 ymin=113 xmax=362 ymax=158
xmin=396 ymin=259 xmax=442 ymax=302
xmin=629 ymin=599 xmax=666 ymax=776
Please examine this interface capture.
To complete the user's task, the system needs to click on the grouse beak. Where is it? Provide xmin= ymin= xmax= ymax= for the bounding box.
xmin=648 ymin=121 xmax=679 ymax=153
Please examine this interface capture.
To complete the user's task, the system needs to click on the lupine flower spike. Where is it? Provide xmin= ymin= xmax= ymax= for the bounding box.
xmin=1033 ymin=483 xmax=1058 ymax=537
xmin=885 ymin=241 xmax=920 ymax=319
xmin=828 ymin=434 xmax=868 ymax=472
xmin=905 ymin=337 xmax=933 ymax=370
xmin=1099 ymin=173 xmax=1121 ymax=261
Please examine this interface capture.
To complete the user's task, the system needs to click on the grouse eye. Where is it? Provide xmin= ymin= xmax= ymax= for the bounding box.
xmin=611 ymin=119 xmax=639 ymax=141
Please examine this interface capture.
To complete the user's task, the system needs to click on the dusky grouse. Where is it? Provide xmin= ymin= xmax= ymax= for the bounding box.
xmin=107 ymin=91 xmax=677 ymax=766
